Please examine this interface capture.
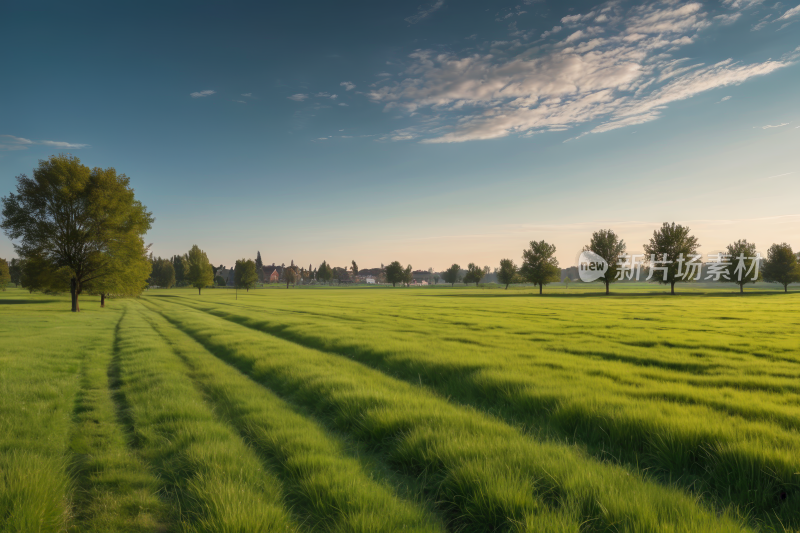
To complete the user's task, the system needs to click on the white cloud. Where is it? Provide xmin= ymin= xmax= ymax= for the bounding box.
xmin=190 ymin=90 xmax=215 ymax=98
xmin=338 ymin=103 xmax=349 ymax=106
xmin=367 ymin=1 xmax=790 ymax=143
xmin=340 ymin=81 xmax=356 ymax=91
xmin=288 ymin=93 xmax=309 ymax=101
xmin=0 ymin=134 xmax=88 ymax=150
xmin=405 ymin=0 xmax=444 ymax=24
xmin=541 ymin=25 xmax=562 ymax=38
xmin=316 ymin=92 xmax=338 ymax=100
xmin=714 ymin=12 xmax=742 ymax=24
xmin=722 ymin=0 xmax=764 ymax=8
xmin=717 ymin=95 xmax=733 ymax=102
xmin=241 ymin=93 xmax=253 ymax=97
xmin=776 ymin=3 xmax=800 ymax=19
xmin=761 ymin=122 xmax=789 ymax=128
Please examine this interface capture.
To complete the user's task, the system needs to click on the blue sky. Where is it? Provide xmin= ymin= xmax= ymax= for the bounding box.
xmin=1 ymin=0 xmax=798 ymax=270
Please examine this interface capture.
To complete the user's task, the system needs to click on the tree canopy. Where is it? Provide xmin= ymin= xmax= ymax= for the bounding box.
xmin=351 ymin=260 xmax=358 ymax=280
xmin=521 ymin=239 xmax=560 ymax=294
xmin=284 ymin=265 xmax=298 ymax=288
xmin=584 ymin=229 xmax=626 ymax=295
xmin=443 ymin=264 xmax=460 ymax=287
xmin=762 ymin=243 xmax=800 ymax=293
xmin=722 ymin=240 xmax=761 ymax=293
xmin=8 ymin=258 xmax=21 ymax=287
xmin=385 ymin=261 xmax=405 ymax=287
xmin=0 ymin=258 xmax=9 ymax=291
xmin=497 ymin=258 xmax=517 ymax=289
xmin=463 ymin=263 xmax=484 ymax=286
xmin=643 ymin=222 xmax=700 ymax=295
xmin=1 ymin=155 xmax=153 ymax=311
xmin=234 ymin=258 xmax=259 ymax=291
xmin=184 ymin=245 xmax=214 ymax=294
xmin=151 ymin=257 xmax=176 ymax=289
xmin=317 ymin=261 xmax=334 ymax=284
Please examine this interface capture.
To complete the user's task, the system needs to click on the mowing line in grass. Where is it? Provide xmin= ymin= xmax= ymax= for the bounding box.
xmin=112 ymin=303 xmax=299 ymax=533
xmin=138 ymin=300 xmax=447 ymax=533
xmin=159 ymin=294 xmax=800 ymax=530
xmin=147 ymin=296 xmax=749 ymax=533
xmin=67 ymin=309 xmax=170 ymax=532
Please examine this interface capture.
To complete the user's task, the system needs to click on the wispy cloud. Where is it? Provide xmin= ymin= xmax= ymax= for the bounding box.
xmin=760 ymin=122 xmax=790 ymax=128
xmin=368 ymin=1 xmax=790 ymax=143
xmin=776 ymin=3 xmax=800 ymax=19
xmin=190 ymin=90 xmax=215 ymax=98
xmin=288 ymin=93 xmax=309 ymax=101
xmin=717 ymin=95 xmax=733 ymax=103
xmin=714 ymin=12 xmax=742 ymax=24
xmin=241 ymin=93 xmax=253 ymax=97
xmin=405 ymin=0 xmax=444 ymax=24
xmin=340 ymin=81 xmax=356 ymax=91
xmin=316 ymin=92 xmax=338 ymax=100
xmin=0 ymin=134 xmax=88 ymax=150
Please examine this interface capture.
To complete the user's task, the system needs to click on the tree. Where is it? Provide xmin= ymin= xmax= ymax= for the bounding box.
xmin=89 ymin=243 xmax=151 ymax=307
xmin=521 ymin=240 xmax=560 ymax=295
xmin=642 ymin=222 xmax=700 ymax=295
xmin=1 ymin=155 xmax=153 ymax=311
xmin=722 ymin=240 xmax=762 ymax=293
xmin=584 ymin=229 xmax=626 ymax=295
xmin=234 ymin=258 xmax=258 ymax=294
xmin=563 ymin=276 xmax=572 ymax=289
xmin=385 ymin=261 xmax=404 ymax=287
xmin=9 ymin=258 xmax=21 ymax=287
xmin=255 ymin=251 xmax=264 ymax=282
xmin=184 ymin=245 xmax=214 ymax=295
xmin=0 ymin=258 xmax=9 ymax=290
xmin=318 ymin=261 xmax=334 ymax=285
xmin=284 ymin=265 xmax=298 ymax=288
xmin=762 ymin=243 xmax=800 ymax=293
xmin=497 ymin=258 xmax=517 ymax=289
xmin=172 ymin=255 xmax=185 ymax=284
xmin=402 ymin=264 xmax=413 ymax=287
xmin=151 ymin=258 xmax=176 ymax=289
xmin=215 ymin=275 xmax=226 ymax=287
xmin=351 ymin=260 xmax=358 ymax=281
xmin=443 ymin=264 xmax=461 ymax=287
xmin=463 ymin=263 xmax=484 ymax=286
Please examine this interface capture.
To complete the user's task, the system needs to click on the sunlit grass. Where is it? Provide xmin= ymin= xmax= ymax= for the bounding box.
xmin=1 ymin=285 xmax=798 ymax=532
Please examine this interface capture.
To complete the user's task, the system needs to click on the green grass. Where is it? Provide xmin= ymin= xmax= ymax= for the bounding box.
xmin=1 ymin=285 xmax=799 ymax=532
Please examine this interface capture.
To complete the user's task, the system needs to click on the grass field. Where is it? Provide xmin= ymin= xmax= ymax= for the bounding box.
xmin=1 ymin=284 xmax=799 ymax=533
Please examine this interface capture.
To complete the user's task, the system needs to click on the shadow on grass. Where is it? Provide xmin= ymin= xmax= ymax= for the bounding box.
xmin=0 ymin=298 xmax=64 ymax=305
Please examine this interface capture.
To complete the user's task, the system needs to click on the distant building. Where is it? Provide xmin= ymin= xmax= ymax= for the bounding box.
xmin=263 ymin=264 xmax=283 ymax=283
xmin=365 ymin=276 xmax=376 ymax=284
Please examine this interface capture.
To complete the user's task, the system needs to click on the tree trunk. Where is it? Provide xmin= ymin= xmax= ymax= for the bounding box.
xmin=605 ymin=280 xmax=610 ymax=295
xmin=785 ymin=284 xmax=789 ymax=293
xmin=70 ymin=277 xmax=79 ymax=312
xmin=101 ymin=293 xmax=105 ymax=307
xmin=539 ymin=283 xmax=543 ymax=295
xmin=287 ymin=280 xmax=290 ymax=289
xmin=198 ymin=287 xmax=201 ymax=295
xmin=739 ymin=284 xmax=743 ymax=294
xmin=505 ymin=283 xmax=509 ymax=290
xmin=670 ymin=281 xmax=675 ymax=295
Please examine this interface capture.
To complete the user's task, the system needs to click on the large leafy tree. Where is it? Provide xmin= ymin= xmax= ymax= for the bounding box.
xmin=402 ymin=264 xmax=413 ymax=287
xmin=584 ymin=229 xmax=626 ymax=295
xmin=762 ymin=243 xmax=800 ymax=293
xmin=385 ymin=261 xmax=404 ymax=287
xmin=722 ymin=240 xmax=762 ymax=293
xmin=642 ymin=222 xmax=700 ymax=295
xmin=88 ymin=245 xmax=151 ymax=307
xmin=0 ymin=258 xmax=9 ymax=290
xmin=443 ymin=263 xmax=460 ymax=287
xmin=351 ymin=260 xmax=358 ymax=281
xmin=1 ymin=155 xmax=153 ymax=311
xmin=318 ymin=261 xmax=334 ymax=285
xmin=521 ymin=239 xmax=560 ymax=295
xmin=184 ymin=245 xmax=214 ymax=294
xmin=497 ymin=258 xmax=517 ymax=289
xmin=234 ymin=258 xmax=258 ymax=292
xmin=463 ymin=262 xmax=484 ymax=286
